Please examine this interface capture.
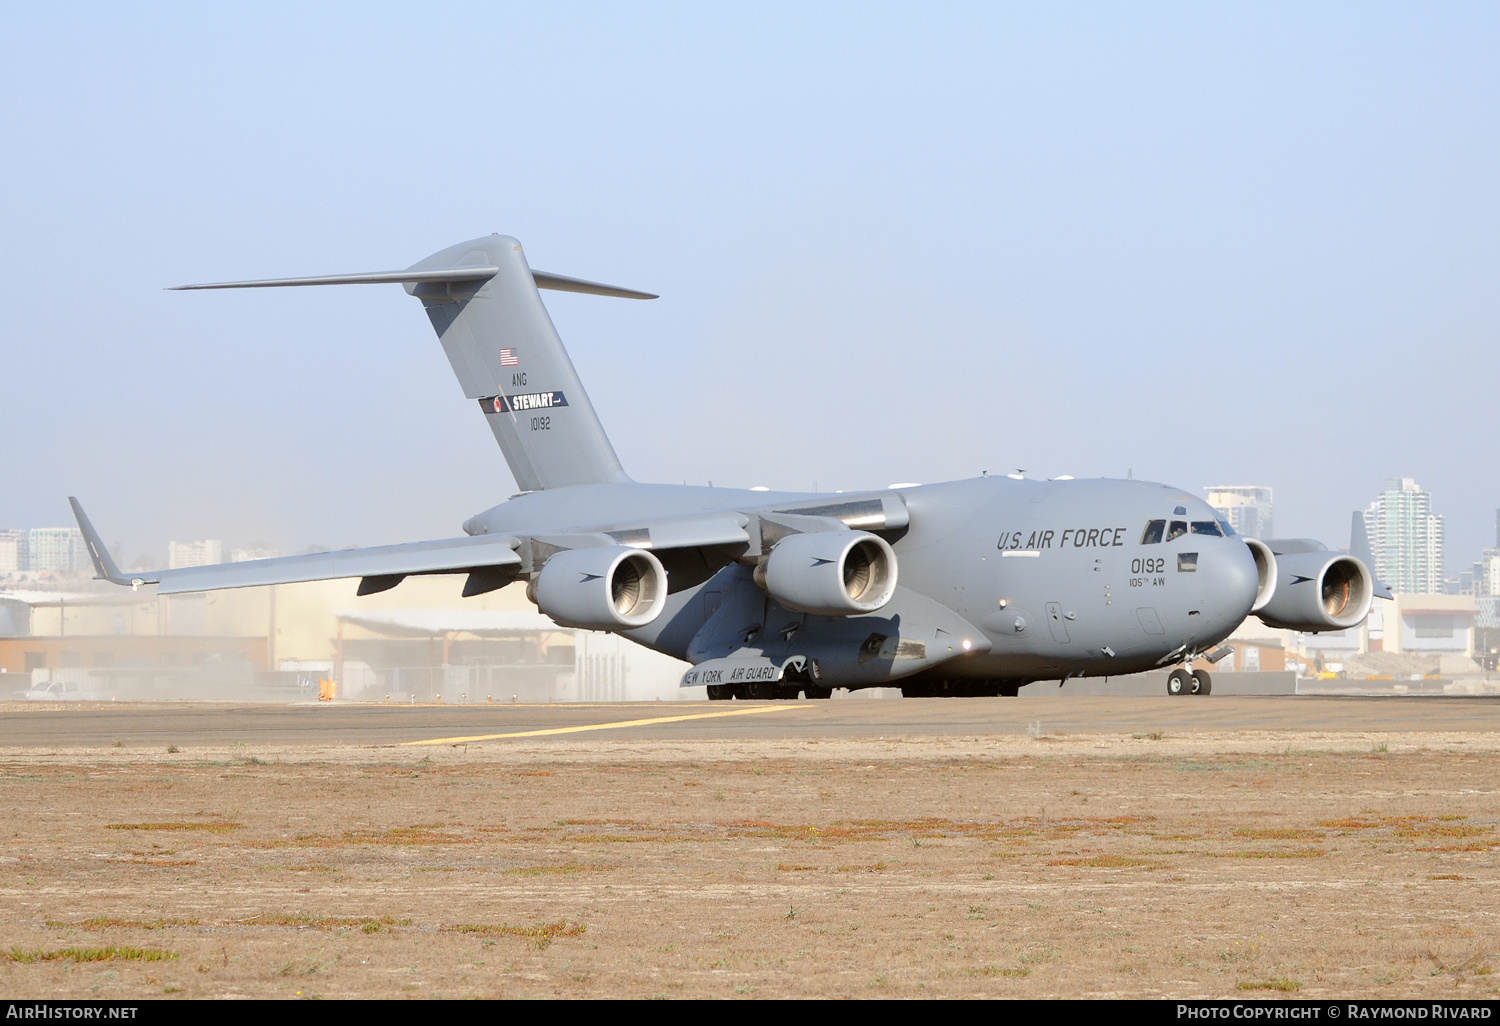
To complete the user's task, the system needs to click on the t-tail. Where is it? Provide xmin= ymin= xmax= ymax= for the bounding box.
xmin=172 ymin=234 xmax=654 ymax=492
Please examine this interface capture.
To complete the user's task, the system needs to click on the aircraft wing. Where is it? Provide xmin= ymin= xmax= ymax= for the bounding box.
xmin=70 ymin=498 xmax=522 ymax=596
xmin=70 ymin=499 xmax=757 ymax=598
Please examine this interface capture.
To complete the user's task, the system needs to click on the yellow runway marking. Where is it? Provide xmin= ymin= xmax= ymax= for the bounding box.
xmin=402 ymin=704 xmax=809 ymax=746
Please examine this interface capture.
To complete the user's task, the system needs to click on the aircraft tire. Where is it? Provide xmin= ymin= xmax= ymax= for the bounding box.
xmin=803 ymin=686 xmax=833 ymax=700
xmin=743 ymin=681 xmax=779 ymax=700
xmin=1166 ymin=668 xmax=1191 ymax=696
xmin=706 ymin=685 xmax=733 ymax=701
xmin=1192 ymin=670 xmax=1212 ymax=696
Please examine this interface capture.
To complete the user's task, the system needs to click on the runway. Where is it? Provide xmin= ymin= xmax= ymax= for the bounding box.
xmin=3 ymin=693 xmax=1498 ymax=748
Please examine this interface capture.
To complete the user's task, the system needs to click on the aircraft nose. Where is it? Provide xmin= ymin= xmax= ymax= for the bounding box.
xmin=1197 ymin=540 xmax=1258 ymax=629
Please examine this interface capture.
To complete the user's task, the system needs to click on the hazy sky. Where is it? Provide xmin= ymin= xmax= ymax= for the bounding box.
xmin=2 ymin=3 xmax=1497 ymax=567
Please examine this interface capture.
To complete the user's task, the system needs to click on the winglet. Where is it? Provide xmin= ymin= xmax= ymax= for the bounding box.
xmin=68 ymin=498 xmax=153 ymax=589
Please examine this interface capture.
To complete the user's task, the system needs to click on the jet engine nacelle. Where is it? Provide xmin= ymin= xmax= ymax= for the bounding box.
xmin=1245 ymin=538 xmax=1278 ymax=613
xmin=1255 ymin=551 xmax=1374 ymax=633
xmin=533 ymin=545 xmax=667 ymax=630
xmin=757 ymin=530 xmax=898 ymax=616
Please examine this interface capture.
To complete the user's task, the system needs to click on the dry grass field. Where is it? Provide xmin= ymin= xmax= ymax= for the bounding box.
xmin=1 ymin=723 xmax=1497 ymax=999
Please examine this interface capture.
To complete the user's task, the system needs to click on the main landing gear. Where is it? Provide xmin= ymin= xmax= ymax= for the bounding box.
xmin=706 ymin=682 xmax=833 ymax=701
xmin=1166 ymin=667 xmax=1211 ymax=697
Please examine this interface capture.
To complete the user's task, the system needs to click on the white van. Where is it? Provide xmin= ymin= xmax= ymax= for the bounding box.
xmin=23 ymin=678 xmax=107 ymax=701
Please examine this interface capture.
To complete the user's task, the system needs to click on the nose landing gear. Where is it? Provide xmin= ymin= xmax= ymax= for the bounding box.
xmin=1166 ymin=667 xmax=1212 ymax=696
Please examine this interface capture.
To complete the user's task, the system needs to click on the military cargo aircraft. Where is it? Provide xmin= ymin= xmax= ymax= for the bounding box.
xmin=71 ymin=234 xmax=1387 ymax=698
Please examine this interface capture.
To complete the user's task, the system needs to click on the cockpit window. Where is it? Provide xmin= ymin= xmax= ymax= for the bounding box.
xmin=1140 ymin=520 xmax=1165 ymax=545
xmin=1190 ymin=521 xmax=1223 ymax=537
xmin=1216 ymin=518 xmax=1235 ymax=536
xmin=1166 ymin=520 xmax=1188 ymax=541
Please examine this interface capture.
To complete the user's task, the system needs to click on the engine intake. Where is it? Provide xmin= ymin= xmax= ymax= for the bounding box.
xmin=757 ymin=531 xmax=898 ymax=616
xmin=1255 ymin=551 xmax=1373 ymax=633
xmin=533 ymin=545 xmax=667 ymax=630
xmin=1244 ymin=538 xmax=1278 ymax=613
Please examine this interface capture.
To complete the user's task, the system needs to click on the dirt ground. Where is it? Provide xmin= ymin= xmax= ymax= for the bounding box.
xmin=1 ymin=727 xmax=1498 ymax=999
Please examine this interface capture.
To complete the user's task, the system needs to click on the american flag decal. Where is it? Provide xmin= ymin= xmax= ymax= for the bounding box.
xmin=499 ymin=348 xmax=518 ymax=366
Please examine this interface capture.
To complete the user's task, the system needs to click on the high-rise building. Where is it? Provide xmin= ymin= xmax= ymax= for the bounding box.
xmin=168 ymin=539 xmax=223 ymax=569
xmin=26 ymin=527 xmax=85 ymax=573
xmin=0 ymin=530 xmax=27 ymax=573
xmin=1363 ymin=478 xmax=1445 ymax=595
xmin=1452 ymin=561 xmax=1484 ymax=596
xmin=1485 ymin=510 xmax=1500 ymax=597
xmin=1206 ymin=486 xmax=1274 ymax=538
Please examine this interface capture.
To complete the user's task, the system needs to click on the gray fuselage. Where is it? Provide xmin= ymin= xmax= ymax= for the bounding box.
xmin=465 ymin=474 xmax=1260 ymax=685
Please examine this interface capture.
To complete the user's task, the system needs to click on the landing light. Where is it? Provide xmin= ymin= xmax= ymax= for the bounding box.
xmin=962 ymin=639 xmax=973 ymax=651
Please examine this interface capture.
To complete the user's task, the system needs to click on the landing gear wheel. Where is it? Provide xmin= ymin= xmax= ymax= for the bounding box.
xmin=706 ymin=685 xmax=733 ymax=701
xmin=743 ymin=681 xmax=778 ymax=700
xmin=1191 ymin=670 xmax=1211 ymax=696
xmin=1166 ymin=668 xmax=1191 ymax=696
xmin=803 ymin=686 xmax=833 ymax=700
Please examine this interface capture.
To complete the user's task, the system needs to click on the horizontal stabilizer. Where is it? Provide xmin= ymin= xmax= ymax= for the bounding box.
xmin=169 ymin=268 xmax=500 ymax=290
xmin=171 ymin=267 xmax=655 ymax=299
xmin=529 ymin=271 xmax=657 ymax=300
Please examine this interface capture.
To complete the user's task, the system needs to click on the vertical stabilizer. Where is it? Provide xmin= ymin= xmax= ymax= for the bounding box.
xmin=1350 ymin=510 xmax=1374 ymax=565
xmin=1351 ymin=510 xmax=1394 ymax=600
xmin=405 ymin=235 xmax=632 ymax=491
